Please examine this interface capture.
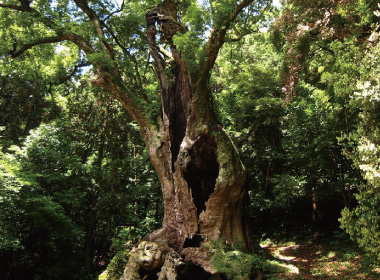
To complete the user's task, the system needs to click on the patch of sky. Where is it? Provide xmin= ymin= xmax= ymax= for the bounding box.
xmin=273 ymin=0 xmax=282 ymax=8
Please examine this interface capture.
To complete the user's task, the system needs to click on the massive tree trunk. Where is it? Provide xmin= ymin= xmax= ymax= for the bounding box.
xmin=0 ymin=0 xmax=266 ymax=278
xmin=121 ymin=1 xmax=255 ymax=279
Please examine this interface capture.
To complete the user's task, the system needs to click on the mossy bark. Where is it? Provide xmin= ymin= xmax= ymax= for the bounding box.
xmin=118 ymin=2 xmax=257 ymax=279
xmin=0 ymin=0 xmax=260 ymax=278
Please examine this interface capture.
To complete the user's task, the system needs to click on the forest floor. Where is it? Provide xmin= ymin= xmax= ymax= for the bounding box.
xmin=260 ymin=234 xmax=380 ymax=280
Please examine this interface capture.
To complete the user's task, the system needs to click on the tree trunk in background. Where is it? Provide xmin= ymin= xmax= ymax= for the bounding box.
xmin=311 ymin=180 xmax=318 ymax=224
xmin=264 ymin=162 xmax=272 ymax=198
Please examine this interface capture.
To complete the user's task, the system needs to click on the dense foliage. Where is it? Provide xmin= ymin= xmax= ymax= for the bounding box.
xmin=1 ymin=0 xmax=380 ymax=279
xmin=0 ymin=81 xmax=162 ymax=279
xmin=271 ymin=0 xmax=380 ymax=262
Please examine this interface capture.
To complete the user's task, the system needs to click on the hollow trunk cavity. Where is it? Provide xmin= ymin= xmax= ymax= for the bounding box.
xmin=183 ymin=135 xmax=219 ymax=216
xmin=122 ymin=2 xmax=254 ymax=278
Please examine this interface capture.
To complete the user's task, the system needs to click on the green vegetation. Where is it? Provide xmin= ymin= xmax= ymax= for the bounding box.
xmin=0 ymin=82 xmax=162 ymax=279
xmin=98 ymin=228 xmax=137 ymax=280
xmin=1 ymin=0 xmax=380 ymax=279
xmin=207 ymin=240 xmax=264 ymax=280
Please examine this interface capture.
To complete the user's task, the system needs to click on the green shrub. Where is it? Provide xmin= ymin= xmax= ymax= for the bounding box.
xmin=340 ymin=185 xmax=380 ymax=262
xmin=98 ymin=227 xmax=139 ymax=280
xmin=207 ymin=241 xmax=263 ymax=280
xmin=99 ymin=250 xmax=130 ymax=280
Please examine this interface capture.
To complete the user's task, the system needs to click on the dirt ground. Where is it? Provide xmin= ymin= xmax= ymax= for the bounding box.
xmin=261 ymin=239 xmax=380 ymax=280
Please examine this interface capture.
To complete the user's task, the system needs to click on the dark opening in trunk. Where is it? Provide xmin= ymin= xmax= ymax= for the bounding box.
xmin=183 ymin=135 xmax=219 ymax=216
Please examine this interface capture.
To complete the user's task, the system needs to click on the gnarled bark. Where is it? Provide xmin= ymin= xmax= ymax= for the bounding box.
xmin=121 ymin=1 xmax=256 ymax=279
xmin=0 ymin=0 xmax=264 ymax=278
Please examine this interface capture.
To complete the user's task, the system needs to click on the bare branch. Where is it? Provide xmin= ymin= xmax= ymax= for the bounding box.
xmin=104 ymin=0 xmax=125 ymax=22
xmin=316 ymin=43 xmax=335 ymax=55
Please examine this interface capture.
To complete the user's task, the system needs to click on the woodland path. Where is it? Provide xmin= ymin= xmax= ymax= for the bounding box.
xmin=262 ymin=238 xmax=380 ymax=280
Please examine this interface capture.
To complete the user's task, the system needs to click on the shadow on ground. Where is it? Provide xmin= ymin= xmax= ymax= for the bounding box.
xmin=261 ymin=237 xmax=380 ymax=280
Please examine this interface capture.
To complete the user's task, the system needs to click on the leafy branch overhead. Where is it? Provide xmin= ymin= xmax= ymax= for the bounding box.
xmin=0 ymin=0 xmax=270 ymax=126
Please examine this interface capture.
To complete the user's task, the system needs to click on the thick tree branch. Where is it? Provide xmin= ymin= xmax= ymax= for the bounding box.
xmin=0 ymin=1 xmax=97 ymax=56
xmin=72 ymin=0 xmax=114 ymax=58
xmin=100 ymin=21 xmax=150 ymax=102
xmin=0 ymin=2 xmax=55 ymax=28
xmin=9 ymin=34 xmax=95 ymax=58
xmin=57 ymin=63 xmax=91 ymax=85
xmin=0 ymin=1 xmax=98 ymax=56
xmin=9 ymin=36 xmax=66 ymax=58
xmin=67 ymin=34 xmax=96 ymax=55
xmin=201 ymin=0 xmax=256 ymax=81
xmin=146 ymin=11 xmax=169 ymax=97
xmin=0 ymin=3 xmax=33 ymax=12
xmin=1 ymin=0 xmax=156 ymax=140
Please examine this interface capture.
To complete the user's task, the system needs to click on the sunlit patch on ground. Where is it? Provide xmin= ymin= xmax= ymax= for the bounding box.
xmin=261 ymin=239 xmax=380 ymax=280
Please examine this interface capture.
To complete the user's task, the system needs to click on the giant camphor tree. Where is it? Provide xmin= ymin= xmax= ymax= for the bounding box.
xmin=0 ymin=0 xmax=270 ymax=278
